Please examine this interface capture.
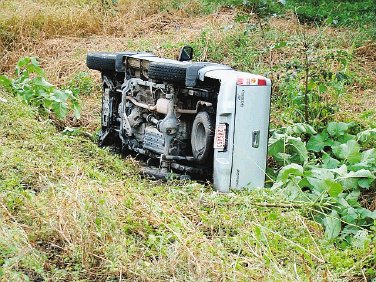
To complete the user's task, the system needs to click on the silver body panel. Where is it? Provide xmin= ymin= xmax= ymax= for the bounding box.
xmin=204 ymin=70 xmax=271 ymax=192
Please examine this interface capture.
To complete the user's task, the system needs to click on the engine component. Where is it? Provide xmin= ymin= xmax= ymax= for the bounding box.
xmin=159 ymin=95 xmax=179 ymax=155
xmin=143 ymin=126 xmax=164 ymax=154
xmin=156 ymin=98 xmax=169 ymax=115
xmin=127 ymin=107 xmax=143 ymax=128
xmin=102 ymin=88 xmax=110 ymax=127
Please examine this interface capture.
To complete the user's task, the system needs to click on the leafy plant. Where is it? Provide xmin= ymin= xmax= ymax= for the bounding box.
xmin=0 ymin=57 xmax=80 ymax=120
xmin=269 ymin=122 xmax=376 ymax=244
xmin=275 ymin=43 xmax=355 ymax=127
xmin=65 ymin=71 xmax=96 ymax=97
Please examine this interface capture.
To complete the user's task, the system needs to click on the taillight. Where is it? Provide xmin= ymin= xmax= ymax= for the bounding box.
xmin=236 ymin=77 xmax=267 ymax=86
xmin=258 ymin=78 xmax=267 ymax=86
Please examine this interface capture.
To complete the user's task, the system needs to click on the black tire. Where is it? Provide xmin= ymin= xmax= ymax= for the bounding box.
xmin=148 ymin=62 xmax=188 ymax=84
xmin=191 ymin=111 xmax=214 ymax=164
xmin=87 ymin=52 xmax=117 ymax=72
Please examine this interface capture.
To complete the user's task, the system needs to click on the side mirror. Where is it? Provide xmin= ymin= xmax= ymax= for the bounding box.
xmin=178 ymin=46 xmax=193 ymax=62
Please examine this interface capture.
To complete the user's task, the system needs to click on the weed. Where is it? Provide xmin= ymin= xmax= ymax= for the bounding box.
xmin=0 ymin=57 xmax=81 ymax=120
xmin=287 ymin=0 xmax=376 ymax=28
xmin=268 ymin=122 xmax=376 ymax=243
xmin=65 ymin=72 xmax=96 ymax=97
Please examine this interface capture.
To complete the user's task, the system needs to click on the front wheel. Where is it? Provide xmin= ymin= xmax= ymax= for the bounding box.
xmin=87 ymin=52 xmax=117 ymax=72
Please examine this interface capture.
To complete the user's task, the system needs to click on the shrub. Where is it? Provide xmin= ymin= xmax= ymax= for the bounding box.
xmin=0 ymin=57 xmax=81 ymax=120
xmin=268 ymin=122 xmax=376 ymax=244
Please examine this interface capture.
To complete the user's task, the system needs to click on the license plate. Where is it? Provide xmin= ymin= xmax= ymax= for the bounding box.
xmin=214 ymin=123 xmax=227 ymax=151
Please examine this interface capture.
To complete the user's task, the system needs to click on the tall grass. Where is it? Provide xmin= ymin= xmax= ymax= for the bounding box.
xmin=0 ymin=0 xmax=202 ymax=74
xmin=0 ymin=0 xmax=199 ymax=47
xmin=1 ymin=90 xmax=374 ymax=280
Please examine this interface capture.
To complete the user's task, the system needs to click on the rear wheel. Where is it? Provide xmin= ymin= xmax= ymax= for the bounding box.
xmin=148 ymin=62 xmax=188 ymax=84
xmin=191 ymin=111 xmax=214 ymax=164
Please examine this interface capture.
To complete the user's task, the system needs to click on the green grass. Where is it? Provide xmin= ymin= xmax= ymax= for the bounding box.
xmin=203 ymin=0 xmax=376 ymax=29
xmin=286 ymin=0 xmax=376 ymax=28
xmin=0 ymin=91 xmax=375 ymax=280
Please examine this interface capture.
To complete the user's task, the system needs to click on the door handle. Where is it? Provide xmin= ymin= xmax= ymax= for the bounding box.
xmin=252 ymin=130 xmax=260 ymax=148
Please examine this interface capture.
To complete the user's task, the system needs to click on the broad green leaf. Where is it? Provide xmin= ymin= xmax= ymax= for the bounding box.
xmin=52 ymin=101 xmax=69 ymax=120
xmin=346 ymin=170 xmax=375 ymax=179
xmin=275 ymin=152 xmax=292 ymax=163
xmin=361 ymin=149 xmax=376 ymax=164
xmin=358 ymin=178 xmax=374 ymax=189
xmin=268 ymin=134 xmax=308 ymax=165
xmin=323 ymin=210 xmax=341 ymax=240
xmin=345 ymin=191 xmax=361 ymax=207
xmin=72 ymin=100 xmax=81 ymax=119
xmin=286 ymin=123 xmax=316 ymax=135
xmin=5 ymin=56 xmax=81 ymax=120
xmin=324 ymin=179 xmax=343 ymax=197
xmin=341 ymin=225 xmax=360 ymax=238
xmin=342 ymin=207 xmax=358 ymax=224
xmin=337 ymin=133 xmax=356 ymax=144
xmin=336 ymin=169 xmax=375 ymax=190
xmin=16 ymin=57 xmax=31 ymax=69
xmin=307 ymin=177 xmax=325 ymax=193
xmin=306 ymin=177 xmax=342 ymax=197
xmin=322 ymin=153 xmax=340 ymax=169
xmin=268 ymin=136 xmax=284 ymax=157
xmin=33 ymin=77 xmax=53 ymax=88
xmin=332 ymin=140 xmax=361 ymax=164
xmin=350 ymin=149 xmax=376 ymax=171
xmin=276 ymin=163 xmax=304 ymax=182
xmin=349 ymin=170 xmax=375 ymax=189
xmin=284 ymin=179 xmax=304 ymax=200
xmin=310 ymin=167 xmax=334 ymax=180
xmin=340 ymin=170 xmax=375 ymax=189
xmin=338 ymin=197 xmax=351 ymax=208
xmin=330 ymin=164 xmax=348 ymax=176
xmin=307 ymin=132 xmax=332 ymax=152
xmin=339 ymin=178 xmax=359 ymax=191
xmin=52 ymin=89 xmax=69 ymax=103
xmin=327 ymin=122 xmax=350 ymax=137
xmin=287 ymin=137 xmax=308 ymax=164
xmin=357 ymin=129 xmax=376 ymax=143
xmin=359 ymin=208 xmax=376 ymax=220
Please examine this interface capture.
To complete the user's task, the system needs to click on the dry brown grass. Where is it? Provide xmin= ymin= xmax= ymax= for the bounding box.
xmin=0 ymin=0 xmax=209 ymax=70
xmin=2 ymin=5 xmax=374 ymax=128
xmin=0 ymin=2 xmax=234 ymax=131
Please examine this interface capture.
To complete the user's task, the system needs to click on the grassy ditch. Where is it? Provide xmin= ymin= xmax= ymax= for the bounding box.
xmin=0 ymin=90 xmax=375 ymax=280
xmin=0 ymin=0 xmax=375 ymax=280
